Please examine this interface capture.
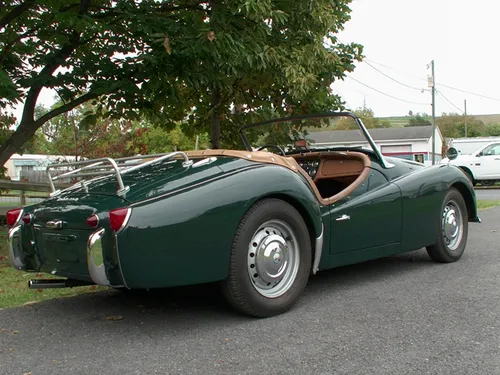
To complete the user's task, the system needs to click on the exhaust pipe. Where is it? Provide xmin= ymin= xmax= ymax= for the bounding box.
xmin=28 ymin=279 xmax=92 ymax=289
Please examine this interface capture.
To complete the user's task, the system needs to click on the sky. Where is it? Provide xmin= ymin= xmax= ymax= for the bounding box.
xmin=13 ymin=0 xmax=500 ymax=120
xmin=333 ymin=0 xmax=500 ymax=117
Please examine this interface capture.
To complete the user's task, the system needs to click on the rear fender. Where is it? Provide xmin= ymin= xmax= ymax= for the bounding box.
xmin=117 ymin=165 xmax=323 ymax=289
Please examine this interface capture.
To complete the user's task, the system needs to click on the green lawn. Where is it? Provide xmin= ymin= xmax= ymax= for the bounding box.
xmin=477 ymin=200 xmax=500 ymax=210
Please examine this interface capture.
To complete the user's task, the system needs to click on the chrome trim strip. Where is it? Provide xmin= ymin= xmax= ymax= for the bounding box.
xmin=8 ymin=225 xmax=25 ymax=270
xmin=312 ymin=224 xmax=324 ymax=275
xmin=114 ymin=234 xmax=129 ymax=289
xmin=87 ymin=228 xmax=110 ymax=286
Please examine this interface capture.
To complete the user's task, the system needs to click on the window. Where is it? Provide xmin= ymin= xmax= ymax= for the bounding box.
xmin=481 ymin=144 xmax=500 ymax=156
xmin=414 ymin=154 xmax=424 ymax=163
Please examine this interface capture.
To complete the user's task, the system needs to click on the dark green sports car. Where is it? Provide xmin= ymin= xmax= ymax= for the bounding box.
xmin=7 ymin=112 xmax=480 ymax=317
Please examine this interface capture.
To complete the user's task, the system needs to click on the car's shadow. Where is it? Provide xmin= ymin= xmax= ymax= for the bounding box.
xmin=11 ymin=248 xmax=437 ymax=331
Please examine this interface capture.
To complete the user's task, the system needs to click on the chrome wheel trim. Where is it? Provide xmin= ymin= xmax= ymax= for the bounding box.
xmin=247 ymin=219 xmax=300 ymax=298
xmin=442 ymin=200 xmax=463 ymax=251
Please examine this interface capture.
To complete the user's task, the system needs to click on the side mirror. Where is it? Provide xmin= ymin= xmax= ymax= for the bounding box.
xmin=446 ymin=147 xmax=458 ymax=160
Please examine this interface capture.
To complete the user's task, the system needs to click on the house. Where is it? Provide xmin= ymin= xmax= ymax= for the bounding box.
xmin=3 ymin=154 xmax=78 ymax=182
xmin=306 ymin=125 xmax=444 ymax=166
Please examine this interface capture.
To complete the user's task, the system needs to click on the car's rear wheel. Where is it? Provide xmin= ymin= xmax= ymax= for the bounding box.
xmin=222 ymin=198 xmax=312 ymax=318
xmin=426 ymin=188 xmax=468 ymax=263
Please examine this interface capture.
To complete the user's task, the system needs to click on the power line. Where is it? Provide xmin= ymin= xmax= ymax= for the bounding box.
xmin=364 ymin=60 xmax=425 ymax=92
xmin=436 ymin=89 xmax=464 ymax=113
xmin=345 ymin=75 xmax=429 ymax=105
xmin=366 ymin=58 xmax=500 ymax=102
xmin=364 ymin=58 xmax=427 ymax=82
xmin=437 ymin=82 xmax=500 ymax=102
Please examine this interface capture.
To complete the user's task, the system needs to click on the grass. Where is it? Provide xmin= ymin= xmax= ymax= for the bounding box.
xmin=0 ymin=227 xmax=103 ymax=309
xmin=476 ymin=200 xmax=500 ymax=210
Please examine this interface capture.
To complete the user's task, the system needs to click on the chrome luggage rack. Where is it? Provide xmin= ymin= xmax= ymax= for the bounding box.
xmin=46 ymin=152 xmax=193 ymax=198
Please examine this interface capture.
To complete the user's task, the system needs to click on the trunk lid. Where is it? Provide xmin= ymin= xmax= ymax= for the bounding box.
xmin=57 ymin=156 xmax=245 ymax=203
xmin=25 ymin=194 xmax=128 ymax=276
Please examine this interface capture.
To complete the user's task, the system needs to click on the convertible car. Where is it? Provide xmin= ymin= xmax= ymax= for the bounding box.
xmin=7 ymin=112 xmax=480 ymax=317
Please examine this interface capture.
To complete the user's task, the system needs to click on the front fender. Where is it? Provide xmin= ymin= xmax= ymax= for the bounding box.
xmin=393 ymin=163 xmax=479 ymax=251
xmin=116 ymin=164 xmax=322 ymax=289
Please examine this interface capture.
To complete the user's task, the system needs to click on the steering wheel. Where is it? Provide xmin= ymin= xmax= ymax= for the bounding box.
xmin=257 ymin=144 xmax=286 ymax=156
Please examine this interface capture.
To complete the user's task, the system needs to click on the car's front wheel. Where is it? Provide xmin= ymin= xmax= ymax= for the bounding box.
xmin=222 ymin=198 xmax=312 ymax=318
xmin=426 ymin=188 xmax=469 ymax=263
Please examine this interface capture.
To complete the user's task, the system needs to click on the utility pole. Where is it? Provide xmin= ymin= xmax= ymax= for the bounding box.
xmin=464 ymin=99 xmax=467 ymax=137
xmin=428 ymin=60 xmax=436 ymax=165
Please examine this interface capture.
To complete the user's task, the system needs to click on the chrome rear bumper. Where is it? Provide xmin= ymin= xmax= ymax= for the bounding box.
xmin=8 ymin=225 xmax=25 ymax=270
xmin=87 ymin=228 xmax=110 ymax=286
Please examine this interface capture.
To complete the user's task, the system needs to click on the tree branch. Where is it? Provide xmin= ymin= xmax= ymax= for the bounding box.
xmin=34 ymin=92 xmax=100 ymax=127
xmin=0 ymin=27 xmax=38 ymax=64
xmin=0 ymin=0 xmax=36 ymax=30
xmin=20 ymin=42 xmax=78 ymax=125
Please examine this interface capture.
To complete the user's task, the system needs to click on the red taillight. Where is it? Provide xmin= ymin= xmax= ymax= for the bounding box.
xmin=22 ymin=213 xmax=32 ymax=224
xmin=6 ymin=208 xmax=23 ymax=227
xmin=109 ymin=207 xmax=131 ymax=232
xmin=86 ymin=214 xmax=99 ymax=228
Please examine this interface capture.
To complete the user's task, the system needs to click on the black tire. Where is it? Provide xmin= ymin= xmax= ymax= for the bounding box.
xmin=480 ymin=180 xmax=496 ymax=186
xmin=426 ymin=188 xmax=469 ymax=263
xmin=461 ymin=168 xmax=476 ymax=186
xmin=222 ymin=198 xmax=312 ymax=318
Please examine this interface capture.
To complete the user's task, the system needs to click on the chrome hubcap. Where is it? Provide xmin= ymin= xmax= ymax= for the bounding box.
xmin=442 ymin=200 xmax=463 ymax=251
xmin=247 ymin=220 xmax=299 ymax=298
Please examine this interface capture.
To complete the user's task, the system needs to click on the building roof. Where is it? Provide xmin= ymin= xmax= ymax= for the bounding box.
xmin=307 ymin=125 xmax=436 ymax=144
xmin=10 ymin=153 xmax=77 ymax=160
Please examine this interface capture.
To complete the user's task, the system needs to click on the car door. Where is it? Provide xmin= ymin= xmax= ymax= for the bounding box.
xmin=328 ymin=168 xmax=402 ymax=255
xmin=475 ymin=143 xmax=500 ymax=178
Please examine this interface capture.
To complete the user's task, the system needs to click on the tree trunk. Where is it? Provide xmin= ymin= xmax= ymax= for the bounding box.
xmin=0 ymin=121 xmax=38 ymax=166
xmin=211 ymin=87 xmax=221 ymax=149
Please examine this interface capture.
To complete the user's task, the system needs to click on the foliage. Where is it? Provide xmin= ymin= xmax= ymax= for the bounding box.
xmin=31 ymin=102 xmax=209 ymax=159
xmin=336 ymin=106 xmax=390 ymax=130
xmin=0 ymin=0 xmax=363 ymax=164
xmin=144 ymin=0 xmax=363 ymax=149
xmin=405 ymin=113 xmax=431 ymax=127
xmin=128 ymin=123 xmax=210 ymax=154
xmin=437 ymin=112 xmax=487 ymax=138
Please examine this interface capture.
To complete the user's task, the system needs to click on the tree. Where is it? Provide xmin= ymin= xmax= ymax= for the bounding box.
xmin=405 ymin=113 xmax=431 ymax=127
xmin=0 ymin=110 xmax=16 ymax=177
xmin=437 ymin=112 xmax=487 ymax=138
xmin=33 ymin=101 xmax=208 ymax=159
xmin=145 ymin=0 xmax=363 ymax=149
xmin=486 ymin=123 xmax=500 ymax=137
xmin=0 ymin=0 xmax=362 ymax=164
xmin=0 ymin=0 xmax=208 ymax=165
xmin=336 ymin=105 xmax=389 ymax=130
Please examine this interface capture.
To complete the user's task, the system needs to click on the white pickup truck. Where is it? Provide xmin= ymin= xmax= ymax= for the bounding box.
xmin=441 ymin=142 xmax=500 ymax=186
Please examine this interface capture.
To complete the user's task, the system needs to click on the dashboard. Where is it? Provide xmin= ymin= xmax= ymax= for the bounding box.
xmin=296 ymin=158 xmax=320 ymax=179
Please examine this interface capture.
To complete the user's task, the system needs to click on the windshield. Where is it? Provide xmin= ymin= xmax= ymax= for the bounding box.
xmin=239 ymin=112 xmax=375 ymax=155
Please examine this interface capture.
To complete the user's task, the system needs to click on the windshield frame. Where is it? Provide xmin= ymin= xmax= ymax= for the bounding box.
xmin=238 ymin=111 xmax=395 ymax=169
